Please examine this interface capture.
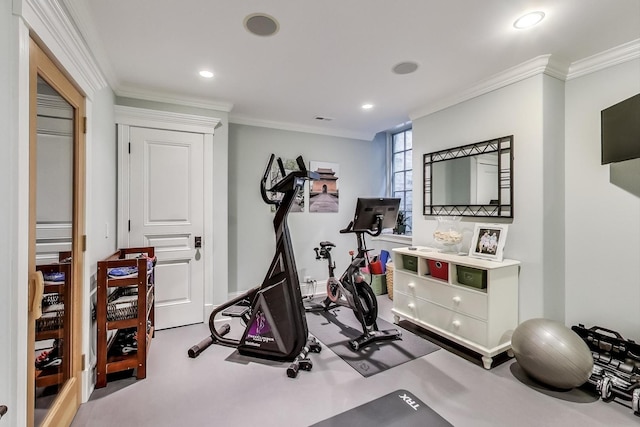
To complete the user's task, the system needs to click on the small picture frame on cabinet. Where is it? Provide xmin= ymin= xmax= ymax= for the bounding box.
xmin=469 ymin=224 xmax=508 ymax=262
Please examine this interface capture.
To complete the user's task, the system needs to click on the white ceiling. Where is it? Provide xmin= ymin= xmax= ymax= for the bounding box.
xmin=65 ymin=0 xmax=640 ymax=140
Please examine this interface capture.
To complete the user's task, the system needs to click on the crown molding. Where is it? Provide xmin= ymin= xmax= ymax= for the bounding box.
xmin=410 ymin=55 xmax=568 ymax=121
xmin=229 ymin=115 xmax=373 ymax=141
xmin=115 ymin=87 xmax=234 ymax=113
xmin=115 ymin=105 xmax=221 ymax=134
xmin=61 ymin=0 xmax=119 ymax=89
xmin=20 ymin=0 xmax=108 ymax=97
xmin=567 ymin=39 xmax=640 ymax=80
xmin=410 ymin=40 xmax=640 ymax=121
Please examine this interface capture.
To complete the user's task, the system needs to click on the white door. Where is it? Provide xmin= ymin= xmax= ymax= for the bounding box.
xmin=129 ymin=127 xmax=205 ymax=330
xmin=475 ymin=154 xmax=499 ymax=205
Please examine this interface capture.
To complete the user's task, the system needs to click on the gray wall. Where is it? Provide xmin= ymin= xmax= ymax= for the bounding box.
xmin=87 ymin=88 xmax=117 ymax=275
xmin=84 ymin=87 xmax=116 ymax=391
xmin=412 ymin=61 xmax=640 ymax=339
xmin=0 ymin=3 xmax=22 ymax=424
xmin=412 ymin=75 xmax=551 ymax=322
xmin=228 ymin=123 xmax=387 ymax=296
xmin=564 ymin=58 xmax=640 ymax=338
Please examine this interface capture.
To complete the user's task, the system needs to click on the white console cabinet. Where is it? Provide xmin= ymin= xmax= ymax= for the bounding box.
xmin=391 ymin=247 xmax=520 ymax=369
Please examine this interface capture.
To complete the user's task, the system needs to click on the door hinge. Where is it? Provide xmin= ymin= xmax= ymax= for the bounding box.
xmin=128 ymin=142 xmax=131 ymax=154
xmin=82 ymin=235 xmax=87 ymax=252
xmin=81 ymin=354 xmax=86 ymax=370
xmin=83 ymin=116 xmax=87 ymax=134
xmin=128 ymin=220 xmax=131 ymax=232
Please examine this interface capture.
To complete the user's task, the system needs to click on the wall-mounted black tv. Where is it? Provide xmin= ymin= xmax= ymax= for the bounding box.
xmin=601 ymin=93 xmax=640 ymax=165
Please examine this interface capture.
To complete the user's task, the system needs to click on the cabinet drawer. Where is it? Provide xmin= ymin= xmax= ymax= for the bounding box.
xmin=394 ymin=292 xmax=488 ymax=346
xmin=394 ymin=272 xmax=487 ymax=320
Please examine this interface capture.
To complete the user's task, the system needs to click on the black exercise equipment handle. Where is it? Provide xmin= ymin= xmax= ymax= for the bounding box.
xmin=589 ymin=325 xmax=625 ymax=340
xmin=260 ymin=154 xmax=278 ymax=205
xmin=367 ymin=215 xmax=384 ymax=237
xmin=187 ymin=323 xmax=231 ymax=358
xmin=339 ymin=221 xmax=354 ymax=234
xmin=277 ymin=157 xmax=286 ymax=178
xmin=296 ymin=156 xmax=308 ymax=173
xmin=339 ymin=216 xmax=384 ymax=237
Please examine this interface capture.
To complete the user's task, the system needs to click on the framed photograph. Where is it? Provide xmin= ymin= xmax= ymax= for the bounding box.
xmin=469 ymin=224 xmax=508 ymax=262
xmin=308 ymin=160 xmax=339 ymax=213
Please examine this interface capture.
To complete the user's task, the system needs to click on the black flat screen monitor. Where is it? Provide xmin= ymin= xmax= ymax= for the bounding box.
xmin=601 ymin=93 xmax=640 ymax=164
xmin=352 ymin=198 xmax=401 ymax=232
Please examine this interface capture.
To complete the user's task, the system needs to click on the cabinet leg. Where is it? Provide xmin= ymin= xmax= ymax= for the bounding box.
xmin=507 ymin=349 xmax=514 ymax=358
xmin=481 ymin=356 xmax=493 ymax=370
xmin=393 ymin=314 xmax=400 ymax=324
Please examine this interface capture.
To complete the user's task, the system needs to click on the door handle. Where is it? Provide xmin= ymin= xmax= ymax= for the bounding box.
xmin=29 ymin=271 xmax=44 ymax=319
xmin=0 ymin=405 xmax=7 ymax=420
xmin=194 ymin=236 xmax=202 ymax=261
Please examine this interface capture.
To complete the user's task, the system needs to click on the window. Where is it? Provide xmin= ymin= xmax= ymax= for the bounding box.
xmin=392 ymin=128 xmax=412 ymax=234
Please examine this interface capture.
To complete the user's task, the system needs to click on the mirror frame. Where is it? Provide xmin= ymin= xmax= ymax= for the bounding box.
xmin=29 ymin=38 xmax=85 ymax=427
xmin=423 ymin=135 xmax=513 ymax=218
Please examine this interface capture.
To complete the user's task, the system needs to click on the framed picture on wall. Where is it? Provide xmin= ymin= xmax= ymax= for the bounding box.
xmin=308 ymin=160 xmax=339 ymax=213
xmin=469 ymin=224 xmax=508 ymax=262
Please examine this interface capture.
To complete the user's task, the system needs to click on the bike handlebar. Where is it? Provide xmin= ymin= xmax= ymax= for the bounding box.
xmin=339 ymin=221 xmax=353 ymax=234
xmin=261 ymin=154 xmax=317 ymax=206
xmin=260 ymin=154 xmax=278 ymax=205
xmin=339 ymin=216 xmax=384 ymax=237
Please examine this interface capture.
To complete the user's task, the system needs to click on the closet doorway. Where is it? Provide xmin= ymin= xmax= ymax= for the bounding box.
xmin=29 ymin=38 xmax=85 ymax=427
xmin=126 ymin=126 xmax=205 ymax=330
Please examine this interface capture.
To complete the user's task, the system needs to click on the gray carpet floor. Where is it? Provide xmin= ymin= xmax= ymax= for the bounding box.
xmin=71 ymin=296 xmax=639 ymax=427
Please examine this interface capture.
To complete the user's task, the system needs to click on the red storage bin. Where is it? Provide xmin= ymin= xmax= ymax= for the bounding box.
xmin=369 ymin=260 xmax=383 ymax=275
xmin=427 ymin=259 xmax=448 ymax=281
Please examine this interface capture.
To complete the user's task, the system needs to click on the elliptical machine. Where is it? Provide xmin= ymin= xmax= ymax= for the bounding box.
xmin=188 ymin=154 xmax=321 ymax=378
xmin=310 ymin=198 xmax=402 ymax=350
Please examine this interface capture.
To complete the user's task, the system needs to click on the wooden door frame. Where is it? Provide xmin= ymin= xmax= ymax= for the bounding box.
xmin=29 ymin=38 xmax=85 ymax=427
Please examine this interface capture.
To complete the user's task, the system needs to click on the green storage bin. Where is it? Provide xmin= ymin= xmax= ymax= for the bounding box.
xmin=402 ymin=254 xmax=418 ymax=272
xmin=456 ymin=265 xmax=487 ymax=289
xmin=370 ymin=274 xmax=387 ymax=295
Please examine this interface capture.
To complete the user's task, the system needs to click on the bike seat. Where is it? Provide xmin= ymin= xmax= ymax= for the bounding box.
xmin=319 ymin=241 xmax=335 ymax=248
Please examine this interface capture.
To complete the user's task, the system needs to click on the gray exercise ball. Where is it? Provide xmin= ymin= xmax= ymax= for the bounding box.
xmin=511 ymin=318 xmax=593 ymax=389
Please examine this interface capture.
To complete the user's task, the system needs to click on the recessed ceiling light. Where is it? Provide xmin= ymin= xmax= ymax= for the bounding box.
xmin=199 ymin=70 xmax=214 ymax=78
xmin=244 ymin=13 xmax=280 ymax=37
xmin=513 ymin=11 xmax=545 ymax=29
xmin=361 ymin=104 xmax=374 ymax=110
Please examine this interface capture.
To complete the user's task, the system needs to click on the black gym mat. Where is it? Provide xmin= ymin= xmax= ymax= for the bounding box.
xmin=309 ymin=389 xmax=453 ymax=427
xmin=306 ymin=307 xmax=440 ymax=377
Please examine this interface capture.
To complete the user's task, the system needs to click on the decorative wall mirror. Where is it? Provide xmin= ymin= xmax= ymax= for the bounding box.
xmin=423 ymin=135 xmax=513 ymax=217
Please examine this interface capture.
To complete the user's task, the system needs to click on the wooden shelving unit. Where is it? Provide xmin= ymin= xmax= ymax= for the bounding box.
xmin=35 ymin=259 xmax=71 ymax=388
xmin=95 ymin=247 xmax=155 ymax=388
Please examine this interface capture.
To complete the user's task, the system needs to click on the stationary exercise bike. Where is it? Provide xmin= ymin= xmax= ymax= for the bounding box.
xmin=188 ymin=154 xmax=321 ymax=378
xmin=310 ymin=198 xmax=402 ymax=350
